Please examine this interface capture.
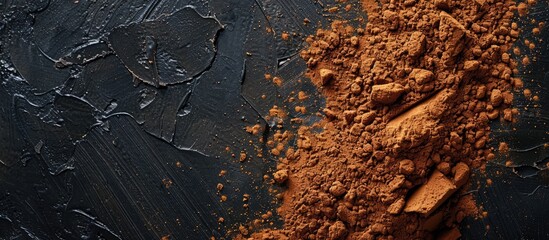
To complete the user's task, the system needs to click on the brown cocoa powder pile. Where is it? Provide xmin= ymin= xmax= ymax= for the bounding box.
xmin=241 ymin=0 xmax=535 ymax=239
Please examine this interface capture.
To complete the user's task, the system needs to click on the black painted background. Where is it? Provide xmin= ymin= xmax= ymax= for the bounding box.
xmin=0 ymin=0 xmax=364 ymax=239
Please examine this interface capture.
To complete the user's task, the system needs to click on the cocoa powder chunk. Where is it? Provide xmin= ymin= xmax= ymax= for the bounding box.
xmin=439 ymin=12 xmax=467 ymax=64
xmin=453 ymin=162 xmax=470 ymax=187
xmin=399 ymin=159 xmax=415 ymax=175
xmin=273 ymin=170 xmax=289 ymax=184
xmin=328 ymin=221 xmax=348 ymax=240
xmin=411 ymin=69 xmax=434 ymax=83
xmin=371 ymin=83 xmax=405 ymax=104
xmin=360 ymin=57 xmax=375 ymax=75
xmin=388 ymin=175 xmax=406 ymax=192
xmin=464 ymin=60 xmax=480 ymax=72
xmin=387 ymin=198 xmax=406 ymax=215
xmin=329 ymin=181 xmax=347 ymax=197
xmin=360 ymin=111 xmax=376 ymax=125
xmin=404 ymin=170 xmax=457 ymax=216
xmin=319 ymin=68 xmax=335 ymax=85
xmin=406 ymin=32 xmax=427 ymax=58
xmin=383 ymin=10 xmax=400 ymax=31
xmin=490 ymin=89 xmax=503 ymax=106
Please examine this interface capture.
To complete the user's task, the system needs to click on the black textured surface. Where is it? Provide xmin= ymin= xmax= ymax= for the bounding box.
xmin=0 ymin=0 xmax=364 ymax=239
xmin=462 ymin=1 xmax=549 ymax=239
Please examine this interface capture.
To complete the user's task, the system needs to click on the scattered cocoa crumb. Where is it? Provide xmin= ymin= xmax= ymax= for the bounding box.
xmin=273 ymin=170 xmax=289 ymax=184
xmin=523 ymin=89 xmax=532 ymax=98
xmin=499 ymin=142 xmax=510 ymax=152
xmin=162 ymin=178 xmax=173 ymax=189
xmin=273 ymin=77 xmax=283 ymax=86
xmin=297 ymin=91 xmax=308 ymax=100
xmin=517 ymin=2 xmax=528 ymax=16
xmin=522 ymin=56 xmax=531 ymax=65
xmin=281 ymin=32 xmax=290 ymax=41
xmin=239 ymin=152 xmax=247 ymax=162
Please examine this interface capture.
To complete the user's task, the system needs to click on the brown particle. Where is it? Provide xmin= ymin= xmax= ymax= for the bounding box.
xmin=399 ymin=159 xmax=415 ymax=175
xmin=370 ymin=83 xmax=405 ymax=104
xmin=294 ymin=106 xmax=307 ymax=114
xmin=298 ymin=91 xmax=308 ymax=100
xmin=524 ymin=89 xmax=532 ymax=98
xmin=344 ymin=4 xmax=352 ymax=12
xmin=490 ymin=89 xmax=503 ymax=107
xmin=273 ymin=77 xmax=283 ymax=86
xmin=329 ymin=181 xmax=347 ymax=197
xmin=464 ymin=60 xmax=480 ymax=71
xmin=273 ymin=169 xmax=289 ymax=183
xmin=162 ymin=178 xmax=173 ymax=189
xmin=238 ymin=225 xmax=249 ymax=236
xmin=499 ymin=142 xmax=510 ymax=152
xmin=387 ymin=198 xmax=406 ymax=215
xmin=281 ymin=32 xmax=290 ymax=41
xmin=522 ymin=56 xmax=530 ymax=65
xmin=239 ymin=152 xmax=247 ymax=162
xmin=517 ymin=2 xmax=528 ymax=16
xmin=319 ymin=68 xmax=335 ymax=85
xmin=243 ymin=194 xmax=250 ymax=202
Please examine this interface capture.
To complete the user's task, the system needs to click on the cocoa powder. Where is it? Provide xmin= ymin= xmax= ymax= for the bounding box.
xmin=243 ymin=0 xmax=535 ymax=239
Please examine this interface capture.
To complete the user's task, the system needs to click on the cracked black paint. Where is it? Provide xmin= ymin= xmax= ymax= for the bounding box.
xmin=0 ymin=0 xmax=353 ymax=239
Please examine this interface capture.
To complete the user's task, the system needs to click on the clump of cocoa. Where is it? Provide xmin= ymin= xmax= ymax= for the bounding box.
xmin=245 ymin=0 xmax=530 ymax=239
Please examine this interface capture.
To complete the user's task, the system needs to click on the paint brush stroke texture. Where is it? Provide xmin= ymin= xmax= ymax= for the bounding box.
xmin=0 ymin=0 xmax=345 ymax=238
